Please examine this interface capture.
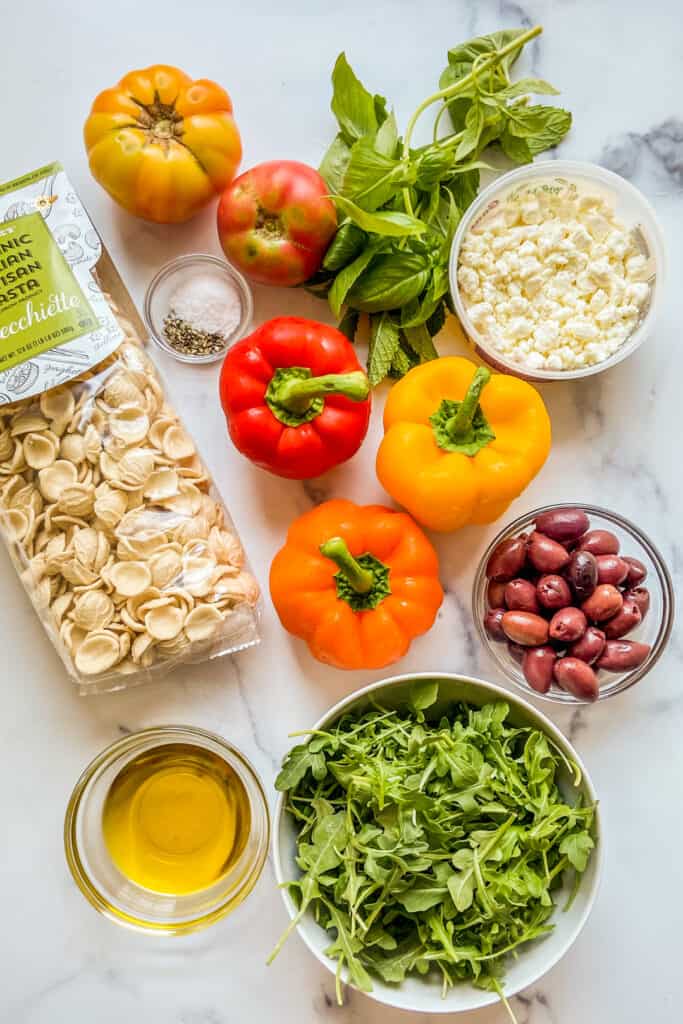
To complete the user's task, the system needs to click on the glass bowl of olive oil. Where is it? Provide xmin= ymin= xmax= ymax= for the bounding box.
xmin=64 ymin=726 xmax=270 ymax=933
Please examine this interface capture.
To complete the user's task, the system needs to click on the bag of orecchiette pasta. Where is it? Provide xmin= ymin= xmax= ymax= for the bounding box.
xmin=0 ymin=163 xmax=260 ymax=694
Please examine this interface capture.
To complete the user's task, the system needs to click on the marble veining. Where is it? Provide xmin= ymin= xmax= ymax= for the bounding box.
xmin=2 ymin=1 xmax=682 ymax=1022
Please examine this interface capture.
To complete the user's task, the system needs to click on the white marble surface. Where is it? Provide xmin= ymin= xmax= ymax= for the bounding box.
xmin=2 ymin=1 xmax=681 ymax=1021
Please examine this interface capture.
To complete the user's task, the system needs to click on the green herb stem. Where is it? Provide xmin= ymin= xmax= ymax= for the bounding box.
xmin=401 ymin=24 xmax=543 ymax=160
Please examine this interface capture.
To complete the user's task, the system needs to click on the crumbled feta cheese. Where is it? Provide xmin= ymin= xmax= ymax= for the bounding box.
xmin=458 ymin=181 xmax=651 ymax=371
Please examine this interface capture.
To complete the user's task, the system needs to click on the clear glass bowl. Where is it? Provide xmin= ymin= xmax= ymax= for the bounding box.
xmin=144 ymin=254 xmax=253 ymax=364
xmin=472 ymin=504 xmax=675 ymax=703
xmin=64 ymin=726 xmax=270 ymax=933
xmin=448 ymin=160 xmax=666 ymax=382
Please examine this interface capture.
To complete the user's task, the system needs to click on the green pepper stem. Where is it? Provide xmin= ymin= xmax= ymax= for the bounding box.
xmin=274 ymin=371 xmax=369 ymax=413
xmin=444 ymin=367 xmax=491 ymax=439
xmin=320 ymin=537 xmax=373 ymax=594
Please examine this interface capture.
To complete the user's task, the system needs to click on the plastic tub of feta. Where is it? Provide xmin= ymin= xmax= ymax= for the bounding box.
xmin=449 ymin=161 xmax=665 ymax=380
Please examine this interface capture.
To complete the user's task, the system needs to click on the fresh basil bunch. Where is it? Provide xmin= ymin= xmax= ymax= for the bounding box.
xmin=311 ymin=26 xmax=572 ymax=385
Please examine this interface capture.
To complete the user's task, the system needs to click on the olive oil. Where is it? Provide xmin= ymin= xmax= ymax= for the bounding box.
xmin=102 ymin=743 xmax=251 ymax=895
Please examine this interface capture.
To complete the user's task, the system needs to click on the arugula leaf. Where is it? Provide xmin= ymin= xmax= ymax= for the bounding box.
xmin=331 ymin=195 xmax=426 ymax=237
xmin=409 ymin=678 xmax=440 ymax=711
xmin=560 ymin=831 xmax=595 ymax=873
xmin=331 ymin=53 xmax=383 ymax=142
xmin=368 ymin=313 xmax=400 ymax=385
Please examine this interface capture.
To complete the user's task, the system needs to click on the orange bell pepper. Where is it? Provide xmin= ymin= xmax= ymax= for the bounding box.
xmin=84 ymin=65 xmax=241 ymax=223
xmin=377 ymin=357 xmax=551 ymax=532
xmin=269 ymin=499 xmax=443 ymax=670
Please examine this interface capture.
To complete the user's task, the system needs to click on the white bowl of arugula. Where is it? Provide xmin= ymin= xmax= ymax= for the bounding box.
xmin=270 ymin=673 xmax=602 ymax=1017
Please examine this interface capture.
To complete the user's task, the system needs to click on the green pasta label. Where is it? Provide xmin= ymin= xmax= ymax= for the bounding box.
xmin=0 ymin=212 xmax=97 ymax=373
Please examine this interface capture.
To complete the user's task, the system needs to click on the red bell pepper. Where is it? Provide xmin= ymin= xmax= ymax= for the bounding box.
xmin=219 ymin=317 xmax=371 ymax=479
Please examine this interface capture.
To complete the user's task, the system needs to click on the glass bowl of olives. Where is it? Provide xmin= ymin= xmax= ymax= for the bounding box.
xmin=473 ymin=504 xmax=674 ymax=703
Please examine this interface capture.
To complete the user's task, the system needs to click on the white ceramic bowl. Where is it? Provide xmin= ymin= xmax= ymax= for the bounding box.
xmin=448 ymin=160 xmax=666 ymax=382
xmin=273 ymin=672 xmax=603 ymax=1013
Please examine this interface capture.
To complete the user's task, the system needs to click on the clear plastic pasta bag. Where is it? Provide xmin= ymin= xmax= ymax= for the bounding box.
xmin=0 ymin=163 xmax=259 ymax=693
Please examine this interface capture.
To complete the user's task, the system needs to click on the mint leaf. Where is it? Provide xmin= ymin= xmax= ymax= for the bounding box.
xmin=507 ymin=104 xmax=572 ymax=153
xmin=368 ymin=313 xmax=399 ymax=385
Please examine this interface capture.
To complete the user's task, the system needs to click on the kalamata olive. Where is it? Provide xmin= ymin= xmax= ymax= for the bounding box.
xmin=581 ymin=584 xmax=624 ymax=622
xmin=554 ymin=657 xmax=599 ymax=701
xmin=624 ymin=586 xmax=650 ymax=619
xmin=504 ymin=578 xmax=540 ymax=613
xmin=483 ymin=608 xmax=506 ymax=641
xmin=536 ymin=574 xmax=572 ymax=610
xmin=595 ymin=554 xmax=629 ymax=586
xmin=508 ymin=641 xmax=527 ymax=663
xmin=528 ymin=532 xmax=571 ymax=573
xmin=623 ymin=556 xmax=647 ymax=587
xmin=568 ymin=626 xmax=606 ymax=665
xmin=565 ymin=550 xmax=598 ymax=601
xmin=522 ymin=646 xmax=557 ymax=694
xmin=577 ymin=529 xmax=620 ymax=556
xmin=597 ymin=639 xmax=651 ymax=671
xmin=501 ymin=610 xmax=549 ymax=646
xmin=534 ymin=507 xmax=590 ymax=543
xmin=603 ymin=599 xmax=642 ymax=639
xmin=487 ymin=579 xmax=507 ymax=608
xmin=549 ymin=606 xmax=588 ymax=642
xmin=486 ymin=537 xmax=527 ymax=581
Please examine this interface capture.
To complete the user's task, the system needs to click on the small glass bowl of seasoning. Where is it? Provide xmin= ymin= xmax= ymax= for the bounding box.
xmin=64 ymin=726 xmax=270 ymax=933
xmin=144 ymin=254 xmax=253 ymax=364
xmin=473 ymin=504 xmax=674 ymax=704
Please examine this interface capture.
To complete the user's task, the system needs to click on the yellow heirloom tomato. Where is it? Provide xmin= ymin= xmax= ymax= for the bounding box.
xmin=84 ymin=64 xmax=241 ymax=223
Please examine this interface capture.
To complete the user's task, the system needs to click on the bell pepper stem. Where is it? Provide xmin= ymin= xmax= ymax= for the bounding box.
xmin=320 ymin=537 xmax=374 ymax=594
xmin=275 ymin=371 xmax=369 ymax=413
xmin=444 ymin=366 xmax=491 ymax=439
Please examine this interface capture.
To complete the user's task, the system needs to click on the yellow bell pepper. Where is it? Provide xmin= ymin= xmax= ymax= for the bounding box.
xmin=376 ymin=357 xmax=551 ymax=532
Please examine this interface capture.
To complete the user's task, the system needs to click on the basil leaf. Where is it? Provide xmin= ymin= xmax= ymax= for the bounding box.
xmin=426 ymin=300 xmax=447 ymax=338
xmin=320 ymin=133 xmax=352 ymax=193
xmin=455 ymin=100 xmax=485 ymax=161
xmin=337 ymin=308 xmax=360 ymax=342
xmin=374 ymin=111 xmax=399 ymax=157
xmin=368 ymin=313 xmax=400 ymax=385
xmin=328 ymin=241 xmax=380 ymax=318
xmin=342 ymin=138 xmax=416 ymax=211
xmin=332 ymin=195 xmax=426 ymax=237
xmin=331 ymin=53 xmax=381 ymax=142
xmin=347 ymin=252 xmax=430 ymax=312
xmin=323 ymin=222 xmax=366 ymax=271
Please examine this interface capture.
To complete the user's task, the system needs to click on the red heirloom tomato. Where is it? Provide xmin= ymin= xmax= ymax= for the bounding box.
xmin=220 ymin=317 xmax=370 ymax=479
xmin=216 ymin=161 xmax=337 ymax=286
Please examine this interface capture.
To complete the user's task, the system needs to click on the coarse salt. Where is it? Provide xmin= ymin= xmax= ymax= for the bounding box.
xmin=169 ymin=272 xmax=242 ymax=339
